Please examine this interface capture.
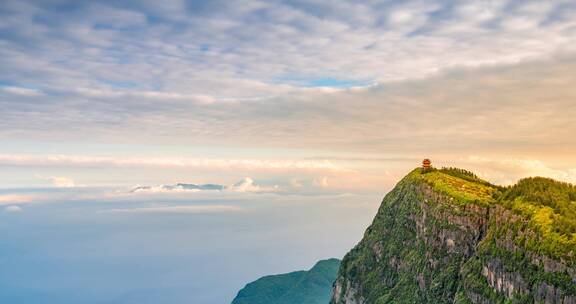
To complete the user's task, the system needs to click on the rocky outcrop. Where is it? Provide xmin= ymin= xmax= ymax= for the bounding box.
xmin=482 ymin=259 xmax=529 ymax=298
xmin=332 ymin=278 xmax=364 ymax=304
xmin=534 ymin=282 xmax=576 ymax=304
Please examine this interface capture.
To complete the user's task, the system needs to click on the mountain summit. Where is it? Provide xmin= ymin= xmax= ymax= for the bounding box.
xmin=331 ymin=167 xmax=576 ymax=304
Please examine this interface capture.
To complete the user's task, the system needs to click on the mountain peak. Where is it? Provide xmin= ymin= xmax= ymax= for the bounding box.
xmin=331 ymin=167 xmax=576 ymax=304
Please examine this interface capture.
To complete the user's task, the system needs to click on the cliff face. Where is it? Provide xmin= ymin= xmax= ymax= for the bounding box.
xmin=331 ymin=168 xmax=576 ymax=304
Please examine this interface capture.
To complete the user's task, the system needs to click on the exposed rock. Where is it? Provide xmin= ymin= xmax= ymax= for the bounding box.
xmin=333 ymin=278 xmax=364 ymax=304
xmin=482 ymin=259 xmax=529 ymax=298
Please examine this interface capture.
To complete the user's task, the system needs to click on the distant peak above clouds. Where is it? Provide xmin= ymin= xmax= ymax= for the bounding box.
xmin=130 ymin=177 xmax=279 ymax=194
xmin=130 ymin=183 xmax=224 ymax=193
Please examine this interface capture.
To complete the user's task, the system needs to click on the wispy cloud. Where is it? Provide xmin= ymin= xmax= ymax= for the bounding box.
xmin=4 ymin=205 xmax=23 ymax=213
xmin=0 ymin=194 xmax=40 ymax=205
xmin=74 ymin=88 xmax=216 ymax=104
xmin=1 ymin=86 xmax=43 ymax=97
xmin=0 ymin=154 xmax=345 ymax=173
xmin=100 ymin=205 xmax=241 ymax=214
xmin=35 ymin=175 xmax=78 ymax=188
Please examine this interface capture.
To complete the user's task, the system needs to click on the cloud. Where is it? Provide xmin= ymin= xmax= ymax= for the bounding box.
xmin=1 ymin=0 xmax=576 ymax=192
xmin=2 ymin=55 xmax=576 ymax=160
xmin=1 ymin=86 xmax=43 ymax=96
xmin=131 ymin=177 xmax=279 ymax=194
xmin=461 ymin=156 xmax=576 ymax=185
xmin=36 ymin=175 xmax=77 ymax=188
xmin=4 ymin=205 xmax=23 ymax=213
xmin=228 ymin=177 xmax=279 ymax=193
xmin=1 ymin=1 xmax=575 ymax=157
xmin=74 ymin=88 xmax=216 ymax=104
xmin=0 ymin=194 xmax=38 ymax=205
xmin=100 ymin=205 xmax=241 ymax=214
xmin=313 ymin=177 xmax=329 ymax=188
xmin=0 ymin=154 xmax=345 ymax=173
xmin=50 ymin=176 xmax=76 ymax=188
xmin=1 ymin=0 xmax=576 ymax=100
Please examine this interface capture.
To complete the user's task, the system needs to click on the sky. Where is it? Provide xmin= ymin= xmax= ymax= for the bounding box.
xmin=1 ymin=0 xmax=576 ymax=303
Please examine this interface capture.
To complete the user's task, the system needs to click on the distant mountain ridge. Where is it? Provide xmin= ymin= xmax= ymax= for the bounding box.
xmin=130 ymin=183 xmax=224 ymax=193
xmin=232 ymin=258 xmax=341 ymax=304
xmin=331 ymin=167 xmax=576 ymax=304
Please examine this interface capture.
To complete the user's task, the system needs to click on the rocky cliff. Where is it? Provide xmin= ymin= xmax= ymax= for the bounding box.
xmin=331 ymin=168 xmax=576 ymax=304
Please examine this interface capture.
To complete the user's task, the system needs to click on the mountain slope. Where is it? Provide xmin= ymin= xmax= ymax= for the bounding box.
xmin=232 ymin=258 xmax=340 ymax=304
xmin=331 ymin=168 xmax=576 ymax=304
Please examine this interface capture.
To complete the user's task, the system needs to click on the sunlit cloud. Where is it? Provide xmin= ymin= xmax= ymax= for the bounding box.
xmin=227 ymin=177 xmax=279 ymax=193
xmin=35 ymin=175 xmax=78 ymax=188
xmin=460 ymin=156 xmax=576 ymax=185
xmin=0 ymin=194 xmax=41 ymax=205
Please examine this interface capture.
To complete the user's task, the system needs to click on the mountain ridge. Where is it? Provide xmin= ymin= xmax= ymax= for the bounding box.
xmin=232 ymin=258 xmax=341 ymax=304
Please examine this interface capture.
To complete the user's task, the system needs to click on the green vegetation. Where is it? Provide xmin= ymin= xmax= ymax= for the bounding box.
xmin=418 ymin=168 xmax=497 ymax=206
xmin=438 ymin=167 xmax=498 ymax=188
xmin=496 ymin=177 xmax=576 ymax=264
xmin=232 ymin=258 xmax=340 ymax=304
xmin=503 ymin=177 xmax=576 ymax=239
xmin=332 ymin=167 xmax=576 ymax=304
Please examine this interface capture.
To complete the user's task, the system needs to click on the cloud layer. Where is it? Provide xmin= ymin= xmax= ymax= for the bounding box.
xmin=2 ymin=0 xmax=576 ymax=97
xmin=1 ymin=0 xmax=576 ymax=193
xmin=2 ymin=1 xmax=576 ymax=155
